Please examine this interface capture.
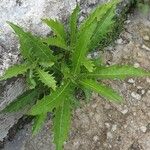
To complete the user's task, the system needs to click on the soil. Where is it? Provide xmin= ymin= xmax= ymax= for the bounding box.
xmin=2 ymin=8 xmax=150 ymax=150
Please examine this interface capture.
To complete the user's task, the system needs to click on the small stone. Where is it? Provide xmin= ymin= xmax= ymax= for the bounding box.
xmin=128 ymin=78 xmax=135 ymax=84
xmin=134 ymin=63 xmax=140 ymax=68
xmin=143 ymin=35 xmax=149 ymax=41
xmin=147 ymin=90 xmax=150 ymax=94
xmin=141 ymin=90 xmax=145 ymax=95
xmin=131 ymin=92 xmax=141 ymax=100
xmin=121 ymin=109 xmax=128 ymax=114
xmin=146 ymin=78 xmax=150 ymax=83
xmin=93 ymin=135 xmax=99 ymax=142
xmin=137 ymin=86 xmax=143 ymax=89
xmin=107 ymin=132 xmax=113 ymax=139
xmin=140 ymin=126 xmax=147 ymax=132
xmin=125 ymin=20 xmax=131 ymax=24
xmin=111 ymin=124 xmax=117 ymax=132
xmin=116 ymin=38 xmax=123 ymax=44
xmin=105 ymin=122 xmax=110 ymax=128
xmin=141 ymin=44 xmax=150 ymax=51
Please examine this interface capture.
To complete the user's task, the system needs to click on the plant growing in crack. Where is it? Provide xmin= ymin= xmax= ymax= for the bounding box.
xmin=0 ymin=0 xmax=150 ymax=150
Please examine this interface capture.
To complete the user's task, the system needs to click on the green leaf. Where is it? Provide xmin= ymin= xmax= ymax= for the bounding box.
xmin=0 ymin=64 xmax=30 ymax=81
xmin=89 ymin=1 xmax=119 ymax=50
xmin=27 ymin=69 xmax=37 ymax=89
xmin=8 ymin=22 xmax=55 ymax=62
xmin=32 ymin=113 xmax=47 ymax=136
xmin=83 ymin=88 xmax=92 ymax=103
xmin=42 ymin=37 xmax=68 ymax=50
xmin=1 ymin=89 xmax=38 ymax=113
xmin=28 ymin=82 xmax=71 ymax=115
xmin=83 ymin=58 xmax=95 ymax=72
xmin=84 ymin=65 xmax=150 ymax=79
xmin=72 ymin=21 xmax=97 ymax=75
xmin=36 ymin=68 xmax=57 ymax=91
xmin=80 ymin=79 xmax=122 ymax=103
xmin=53 ymin=98 xmax=71 ymax=150
xmin=43 ymin=19 xmax=66 ymax=42
xmin=39 ymin=61 xmax=54 ymax=68
xmin=69 ymin=5 xmax=80 ymax=49
xmin=79 ymin=0 xmax=119 ymax=33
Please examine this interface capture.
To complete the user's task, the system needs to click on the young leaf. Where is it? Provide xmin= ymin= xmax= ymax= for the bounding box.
xmin=32 ymin=113 xmax=47 ymax=136
xmin=89 ymin=5 xmax=116 ymax=50
xmin=0 ymin=64 xmax=30 ymax=81
xmin=39 ymin=61 xmax=54 ymax=68
xmin=83 ymin=58 xmax=95 ymax=72
xmin=84 ymin=65 xmax=150 ymax=79
xmin=69 ymin=5 xmax=80 ymax=49
xmin=36 ymin=68 xmax=57 ymax=90
xmin=28 ymin=82 xmax=71 ymax=115
xmin=72 ymin=21 xmax=97 ymax=75
xmin=80 ymin=79 xmax=122 ymax=103
xmin=79 ymin=0 xmax=119 ymax=32
xmin=42 ymin=37 xmax=68 ymax=50
xmin=83 ymin=88 xmax=92 ymax=103
xmin=8 ymin=22 xmax=55 ymax=62
xmin=1 ymin=89 xmax=38 ymax=113
xmin=53 ymin=98 xmax=71 ymax=150
xmin=43 ymin=19 xmax=66 ymax=42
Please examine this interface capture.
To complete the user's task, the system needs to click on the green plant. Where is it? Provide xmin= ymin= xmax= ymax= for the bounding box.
xmin=130 ymin=0 xmax=150 ymax=14
xmin=1 ymin=0 xmax=150 ymax=149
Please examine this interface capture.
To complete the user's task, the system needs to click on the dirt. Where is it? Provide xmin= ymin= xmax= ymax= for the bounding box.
xmin=2 ymin=8 xmax=150 ymax=150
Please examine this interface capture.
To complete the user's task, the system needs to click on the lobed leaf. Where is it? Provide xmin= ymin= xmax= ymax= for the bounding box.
xmin=0 ymin=64 xmax=30 ymax=81
xmin=72 ymin=21 xmax=97 ymax=75
xmin=83 ymin=58 xmax=95 ymax=72
xmin=32 ymin=113 xmax=47 ymax=136
xmin=69 ymin=5 xmax=80 ymax=49
xmin=53 ymin=98 xmax=71 ymax=150
xmin=36 ymin=68 xmax=57 ymax=90
xmin=42 ymin=37 xmax=68 ymax=50
xmin=28 ymin=82 xmax=71 ymax=115
xmin=80 ymin=79 xmax=122 ymax=103
xmin=1 ymin=89 xmax=38 ymax=113
xmin=43 ymin=19 xmax=66 ymax=43
xmin=89 ymin=4 xmax=117 ymax=50
xmin=8 ymin=22 xmax=55 ymax=62
xmin=39 ymin=61 xmax=54 ymax=68
xmin=84 ymin=65 xmax=150 ymax=79
xmin=79 ymin=0 xmax=119 ymax=32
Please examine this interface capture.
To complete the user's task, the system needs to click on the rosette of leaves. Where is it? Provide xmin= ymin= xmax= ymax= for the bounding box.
xmin=1 ymin=0 xmax=150 ymax=150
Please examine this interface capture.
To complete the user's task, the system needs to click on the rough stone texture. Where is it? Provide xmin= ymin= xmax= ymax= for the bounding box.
xmin=0 ymin=0 xmax=130 ymax=142
xmin=0 ymin=0 xmax=77 ymax=141
xmin=2 ymin=8 xmax=150 ymax=150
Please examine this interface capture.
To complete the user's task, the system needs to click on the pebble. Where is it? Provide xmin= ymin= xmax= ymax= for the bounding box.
xmin=111 ymin=124 xmax=117 ymax=132
xmin=140 ymin=126 xmax=147 ymax=132
xmin=107 ymin=132 xmax=113 ymax=139
xmin=93 ymin=135 xmax=99 ymax=142
xmin=137 ymin=86 xmax=143 ymax=89
xmin=128 ymin=78 xmax=135 ymax=84
xmin=125 ymin=20 xmax=131 ymax=24
xmin=141 ymin=90 xmax=145 ymax=95
xmin=146 ymin=78 xmax=150 ymax=83
xmin=131 ymin=92 xmax=141 ymax=100
xmin=141 ymin=44 xmax=150 ymax=51
xmin=105 ymin=122 xmax=111 ymax=128
xmin=143 ymin=35 xmax=149 ymax=41
xmin=134 ymin=63 xmax=140 ymax=68
xmin=121 ymin=109 xmax=128 ymax=114
xmin=116 ymin=38 xmax=123 ymax=44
